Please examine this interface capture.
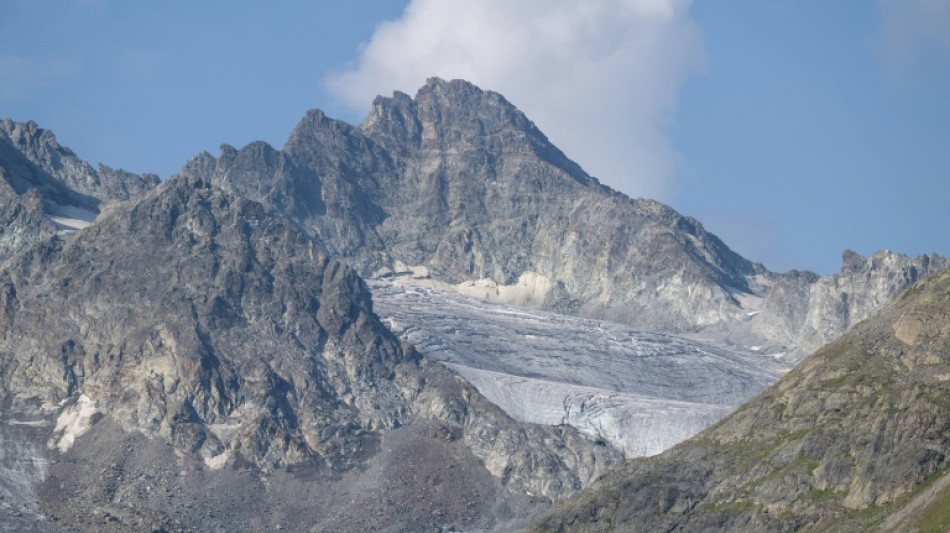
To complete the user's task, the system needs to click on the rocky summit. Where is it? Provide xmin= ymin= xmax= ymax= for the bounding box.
xmin=532 ymin=268 xmax=950 ymax=532
xmin=0 ymin=174 xmax=617 ymax=532
xmin=175 ymin=77 xmax=946 ymax=362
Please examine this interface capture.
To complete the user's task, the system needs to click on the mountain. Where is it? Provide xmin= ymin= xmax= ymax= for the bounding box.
xmin=531 ymin=267 xmax=950 ymax=532
xmin=734 ymin=249 xmax=949 ymax=360
xmin=175 ymin=78 xmax=947 ymax=362
xmin=0 ymin=173 xmax=618 ymax=532
xmin=2 ymin=82 xmax=944 ymax=482
xmin=0 ymin=119 xmax=159 ymax=261
xmin=179 ymin=78 xmax=762 ymax=330
xmin=2 ymin=80 xmax=946 ymax=530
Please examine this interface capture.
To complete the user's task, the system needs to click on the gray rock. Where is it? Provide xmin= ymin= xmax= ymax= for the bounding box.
xmin=0 ymin=119 xmax=159 ymax=205
xmin=0 ymin=174 xmax=618 ymax=531
xmin=0 ymin=176 xmax=57 ymax=266
xmin=0 ymin=119 xmax=159 ymax=263
xmin=733 ymin=249 xmax=950 ymax=360
xmin=176 ymin=78 xmax=947 ymax=363
xmin=178 ymin=79 xmax=759 ymax=334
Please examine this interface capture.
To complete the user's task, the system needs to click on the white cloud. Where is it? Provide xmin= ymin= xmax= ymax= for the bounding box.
xmin=0 ymin=55 xmax=82 ymax=102
xmin=325 ymin=0 xmax=702 ymax=201
xmin=879 ymin=0 xmax=950 ymax=78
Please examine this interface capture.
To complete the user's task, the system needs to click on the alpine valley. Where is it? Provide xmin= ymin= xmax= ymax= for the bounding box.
xmin=0 ymin=79 xmax=945 ymax=532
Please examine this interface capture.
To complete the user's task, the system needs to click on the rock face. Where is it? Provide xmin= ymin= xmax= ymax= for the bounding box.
xmin=531 ymin=268 xmax=950 ymax=532
xmin=730 ymin=249 xmax=950 ymax=360
xmin=179 ymin=79 xmax=763 ymax=332
xmin=794 ymin=250 xmax=948 ymax=357
xmin=0 ymin=119 xmax=159 ymax=205
xmin=175 ymin=78 xmax=947 ymax=361
xmin=0 ymin=174 xmax=618 ymax=532
xmin=0 ymin=118 xmax=159 ymax=261
xmin=0 ymin=176 xmax=58 ymax=268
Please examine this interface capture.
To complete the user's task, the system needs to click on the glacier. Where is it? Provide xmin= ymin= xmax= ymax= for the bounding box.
xmin=370 ymin=280 xmax=791 ymax=457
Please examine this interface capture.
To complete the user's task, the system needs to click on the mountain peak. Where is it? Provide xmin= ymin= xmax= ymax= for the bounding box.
xmin=0 ymin=118 xmax=158 ymax=215
xmin=416 ymin=76 xmax=485 ymax=99
xmin=412 ymin=77 xmax=523 ymax=122
xmin=361 ymin=78 xmax=550 ymax=163
xmin=283 ymin=107 xmax=364 ymax=162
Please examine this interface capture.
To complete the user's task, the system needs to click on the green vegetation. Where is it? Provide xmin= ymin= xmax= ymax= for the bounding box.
xmin=918 ymin=479 xmax=950 ymax=533
xmin=804 ymin=488 xmax=838 ymax=502
xmin=801 ymin=467 xmax=950 ymax=532
xmin=699 ymin=500 xmax=760 ymax=514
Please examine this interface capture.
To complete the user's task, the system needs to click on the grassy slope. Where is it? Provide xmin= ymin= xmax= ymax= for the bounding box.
xmin=532 ymin=269 xmax=950 ymax=532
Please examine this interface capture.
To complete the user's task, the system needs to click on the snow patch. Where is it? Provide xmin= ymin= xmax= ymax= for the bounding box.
xmin=8 ymin=419 xmax=49 ymax=427
xmin=376 ymin=267 xmax=554 ymax=309
xmin=204 ymin=450 xmax=231 ymax=470
xmin=48 ymin=394 xmax=100 ymax=453
xmin=44 ymin=202 xmax=96 ymax=233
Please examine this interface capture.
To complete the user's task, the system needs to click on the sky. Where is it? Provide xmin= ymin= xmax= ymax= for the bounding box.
xmin=1 ymin=0 xmax=948 ymax=274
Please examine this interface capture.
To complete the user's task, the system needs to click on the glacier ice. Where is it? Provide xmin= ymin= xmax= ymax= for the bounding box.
xmin=370 ymin=280 xmax=791 ymax=457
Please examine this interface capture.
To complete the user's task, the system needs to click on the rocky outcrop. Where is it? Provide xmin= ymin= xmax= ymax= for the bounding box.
xmin=531 ymin=268 xmax=950 ymax=532
xmin=0 ymin=174 xmax=58 ymax=265
xmin=732 ymin=249 xmax=950 ymax=360
xmin=0 ymin=119 xmax=159 ymax=264
xmin=0 ymin=174 xmax=618 ymax=531
xmin=0 ymin=119 xmax=159 ymax=205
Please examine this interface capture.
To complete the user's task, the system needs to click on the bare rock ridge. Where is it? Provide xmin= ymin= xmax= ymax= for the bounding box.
xmin=0 ymin=174 xmax=618 ymax=531
xmin=531 ymin=268 xmax=950 ymax=532
xmin=181 ymin=78 xmax=760 ymax=330
xmin=176 ymin=77 xmax=947 ymax=361
xmin=0 ymin=118 xmax=159 ymax=261
xmin=0 ymin=119 xmax=158 ymax=204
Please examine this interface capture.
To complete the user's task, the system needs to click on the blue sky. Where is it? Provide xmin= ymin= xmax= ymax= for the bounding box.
xmin=1 ymin=0 xmax=948 ymax=274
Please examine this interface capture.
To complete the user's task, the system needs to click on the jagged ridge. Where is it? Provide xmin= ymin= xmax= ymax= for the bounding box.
xmin=176 ymin=78 xmax=947 ymax=361
xmin=0 ymin=118 xmax=159 ymax=262
xmin=0 ymin=173 xmax=618 ymax=531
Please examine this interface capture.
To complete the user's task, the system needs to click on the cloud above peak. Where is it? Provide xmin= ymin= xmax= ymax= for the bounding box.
xmin=325 ymin=0 xmax=702 ymax=201
xmin=878 ymin=0 xmax=950 ymax=78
